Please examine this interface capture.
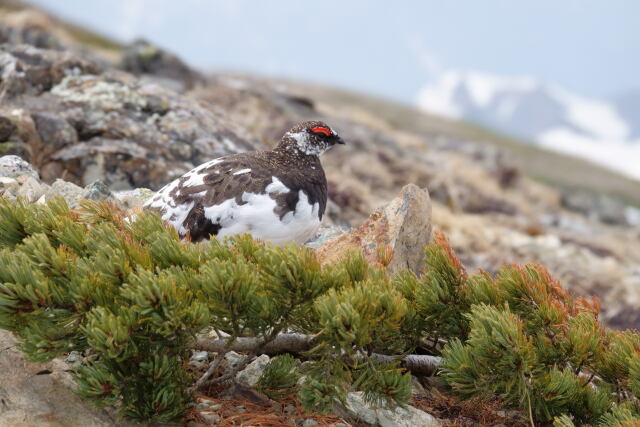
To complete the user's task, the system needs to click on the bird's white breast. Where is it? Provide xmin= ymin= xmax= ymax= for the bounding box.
xmin=204 ymin=177 xmax=320 ymax=245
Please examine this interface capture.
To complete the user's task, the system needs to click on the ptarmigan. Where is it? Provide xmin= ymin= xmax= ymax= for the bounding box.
xmin=144 ymin=121 xmax=345 ymax=244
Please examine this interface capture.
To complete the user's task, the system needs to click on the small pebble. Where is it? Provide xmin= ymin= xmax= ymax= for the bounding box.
xmin=284 ymin=404 xmax=296 ymax=415
xmin=200 ymin=412 xmax=220 ymax=424
xmin=65 ymin=351 xmax=83 ymax=366
xmin=302 ymin=419 xmax=319 ymax=427
xmin=191 ymin=350 xmax=209 ymax=363
xmin=235 ymin=405 xmax=246 ymax=413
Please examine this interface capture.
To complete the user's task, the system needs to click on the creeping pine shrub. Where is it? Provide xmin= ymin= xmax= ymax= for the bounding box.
xmin=0 ymin=198 xmax=416 ymax=421
xmin=1 ymin=197 xmax=640 ymax=424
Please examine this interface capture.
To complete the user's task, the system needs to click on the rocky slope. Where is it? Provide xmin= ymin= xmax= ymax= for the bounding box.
xmin=0 ymin=3 xmax=640 ymax=426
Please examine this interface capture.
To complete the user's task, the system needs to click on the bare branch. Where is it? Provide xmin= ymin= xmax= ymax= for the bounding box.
xmin=371 ymin=353 xmax=442 ymax=376
xmin=195 ymin=333 xmax=442 ymax=376
xmin=196 ymin=332 xmax=315 ymax=354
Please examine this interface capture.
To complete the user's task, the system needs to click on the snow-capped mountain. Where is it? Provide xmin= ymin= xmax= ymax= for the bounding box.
xmin=417 ymin=71 xmax=640 ymax=180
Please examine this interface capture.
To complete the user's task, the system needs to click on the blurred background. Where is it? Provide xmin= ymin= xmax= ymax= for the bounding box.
xmin=25 ymin=0 xmax=640 ymax=179
xmin=0 ymin=0 xmax=639 ymax=327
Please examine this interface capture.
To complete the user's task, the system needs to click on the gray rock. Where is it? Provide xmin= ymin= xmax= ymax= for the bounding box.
xmin=64 ymin=351 xmax=83 ymax=367
xmin=46 ymin=72 xmax=256 ymax=189
xmin=302 ymin=419 xmax=319 ymax=427
xmin=112 ymin=188 xmax=154 ymax=209
xmin=0 ymin=43 xmax=256 ymax=190
xmin=224 ymin=351 xmax=246 ymax=370
xmin=284 ymin=404 xmax=296 ymax=415
xmin=0 ymin=176 xmax=18 ymax=194
xmin=83 ymin=180 xmax=113 ymax=201
xmin=191 ymin=350 xmax=209 ymax=363
xmin=561 ymin=190 xmax=629 ymax=226
xmin=15 ymin=176 xmax=47 ymax=202
xmin=196 ymin=398 xmax=222 ymax=411
xmin=306 ymin=225 xmax=351 ymax=249
xmin=336 ymin=392 xmax=439 ymax=427
xmin=0 ymin=329 xmax=134 ymax=426
xmin=199 ymin=412 xmax=221 ymax=424
xmin=32 ymin=112 xmax=78 ymax=151
xmin=47 ymin=178 xmax=84 ymax=206
xmin=0 ymin=155 xmax=39 ymax=180
xmin=235 ymin=354 xmax=270 ymax=387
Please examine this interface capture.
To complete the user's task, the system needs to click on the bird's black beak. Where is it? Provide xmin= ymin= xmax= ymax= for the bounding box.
xmin=334 ymin=135 xmax=346 ymax=145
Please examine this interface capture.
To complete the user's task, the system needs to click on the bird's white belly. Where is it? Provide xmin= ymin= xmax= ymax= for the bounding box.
xmin=204 ymin=189 xmax=321 ymax=245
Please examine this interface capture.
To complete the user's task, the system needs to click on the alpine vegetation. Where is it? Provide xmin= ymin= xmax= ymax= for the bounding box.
xmin=0 ymin=197 xmax=639 ymax=425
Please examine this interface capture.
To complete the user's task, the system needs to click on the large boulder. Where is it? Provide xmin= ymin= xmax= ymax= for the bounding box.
xmin=316 ymin=184 xmax=432 ymax=274
xmin=0 ymin=329 xmax=136 ymax=427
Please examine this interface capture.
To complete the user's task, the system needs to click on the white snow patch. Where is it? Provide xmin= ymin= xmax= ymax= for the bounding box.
xmin=464 ymin=71 xmax=537 ymax=107
xmin=547 ymin=86 xmax=629 ymax=140
xmin=417 ymin=70 xmax=537 ymax=117
xmin=539 ymin=128 xmax=640 ymax=180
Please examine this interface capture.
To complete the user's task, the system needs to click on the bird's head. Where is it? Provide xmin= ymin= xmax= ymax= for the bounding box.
xmin=279 ymin=121 xmax=345 ymax=156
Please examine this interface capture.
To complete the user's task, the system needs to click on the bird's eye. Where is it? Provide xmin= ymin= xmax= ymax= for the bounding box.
xmin=311 ymin=126 xmax=331 ymax=137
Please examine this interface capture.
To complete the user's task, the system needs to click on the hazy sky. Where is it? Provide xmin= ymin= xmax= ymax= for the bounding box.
xmin=28 ymin=0 xmax=640 ymax=103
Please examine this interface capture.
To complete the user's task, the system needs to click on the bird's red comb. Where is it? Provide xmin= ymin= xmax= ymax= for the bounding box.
xmin=311 ymin=126 xmax=331 ymax=136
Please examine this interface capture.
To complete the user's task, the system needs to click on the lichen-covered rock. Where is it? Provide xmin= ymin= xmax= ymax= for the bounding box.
xmin=82 ymin=179 xmax=113 ymax=201
xmin=0 ymin=43 xmax=100 ymax=100
xmin=0 ymin=154 xmax=40 ymax=179
xmin=306 ymin=225 xmax=351 ymax=249
xmin=224 ymin=351 xmax=247 ymax=370
xmin=43 ymin=72 xmax=257 ymax=189
xmin=46 ymin=178 xmax=84 ymax=206
xmin=336 ymin=392 xmax=439 ymax=427
xmin=0 ymin=44 xmax=258 ymax=191
xmin=317 ymin=184 xmax=432 ymax=274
